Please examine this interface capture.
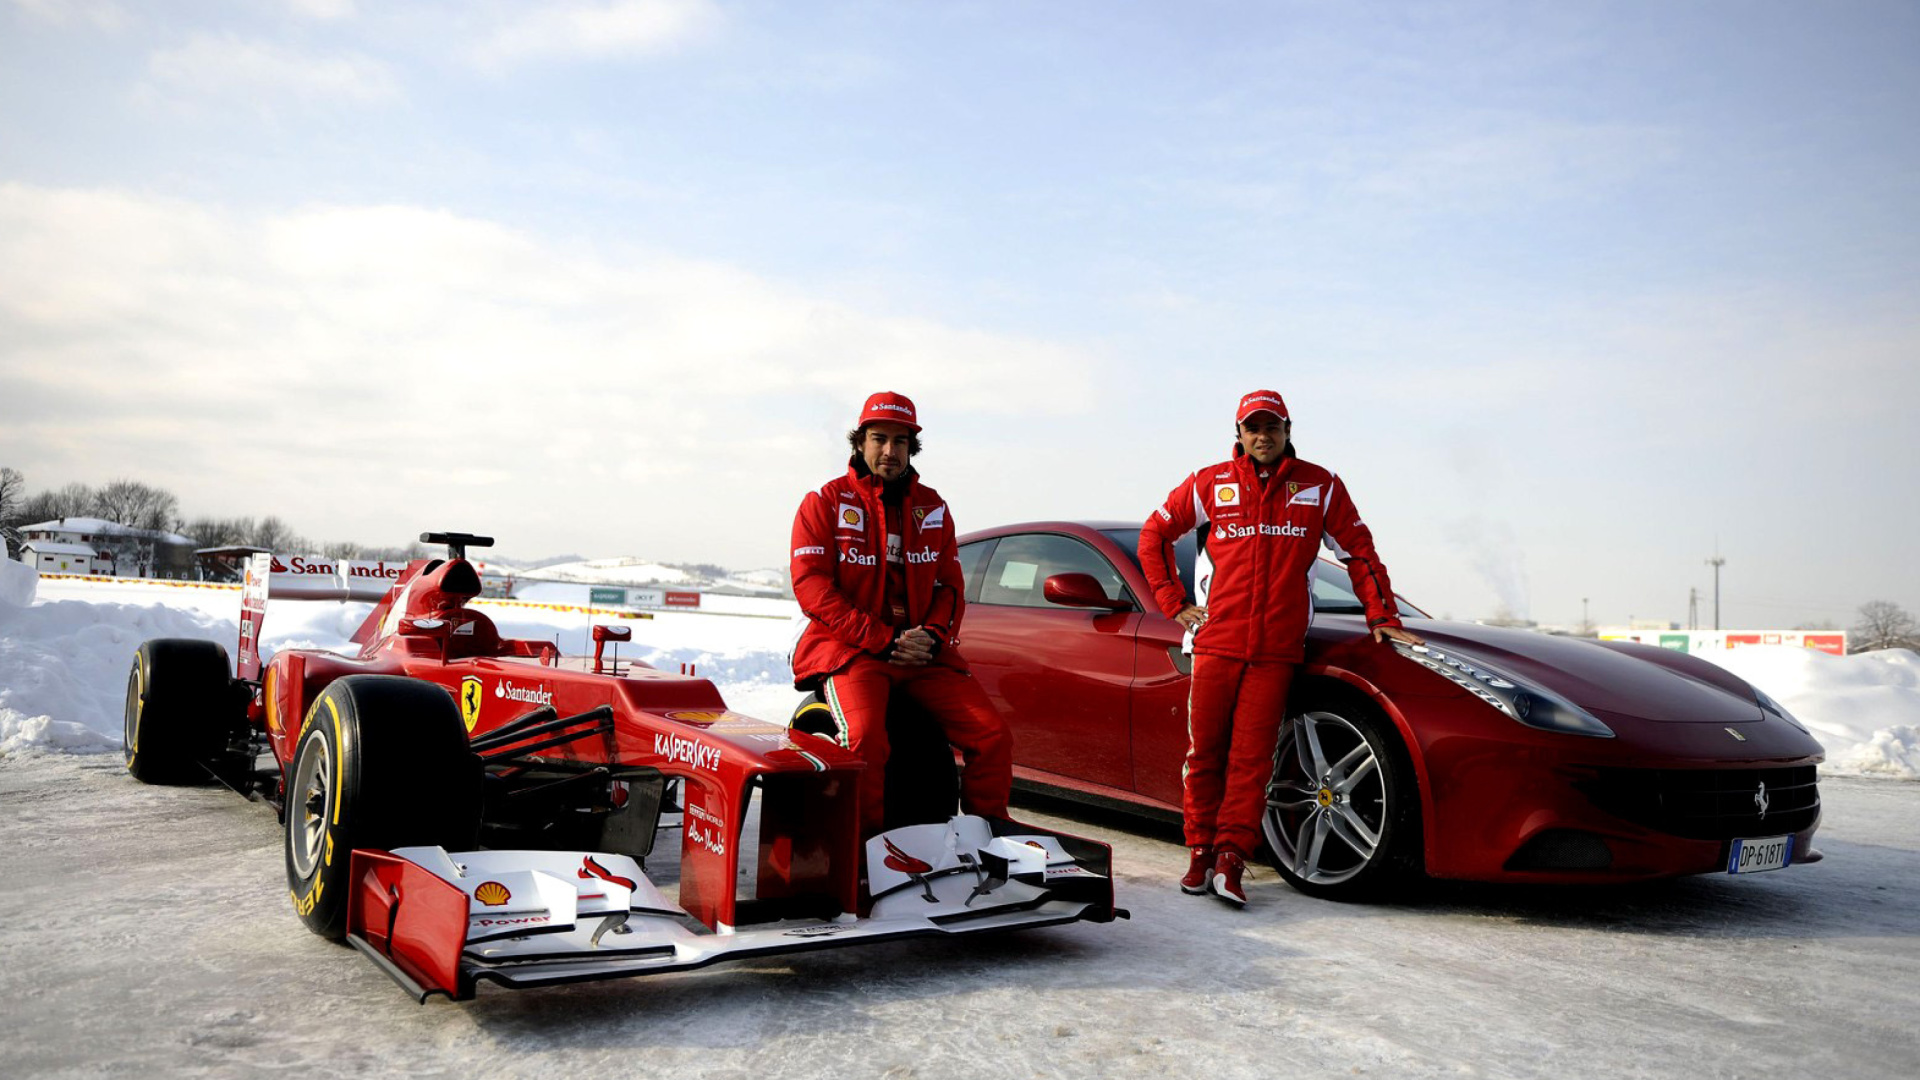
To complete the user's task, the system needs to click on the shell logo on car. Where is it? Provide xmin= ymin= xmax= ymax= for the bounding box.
xmin=474 ymin=881 xmax=511 ymax=906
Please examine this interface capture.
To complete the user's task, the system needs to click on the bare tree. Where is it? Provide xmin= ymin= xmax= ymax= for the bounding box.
xmin=181 ymin=516 xmax=257 ymax=550
xmin=249 ymin=516 xmax=310 ymax=554
xmin=0 ymin=467 xmax=23 ymax=557
xmin=21 ymin=482 xmax=96 ymax=523
xmin=91 ymin=479 xmax=180 ymax=533
xmin=1850 ymin=600 xmax=1919 ymax=653
xmin=322 ymin=540 xmax=363 ymax=559
xmin=0 ymin=467 xmax=22 ymax=522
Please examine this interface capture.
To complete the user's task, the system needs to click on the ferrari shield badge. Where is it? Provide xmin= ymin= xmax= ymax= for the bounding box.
xmin=461 ymin=676 xmax=484 ymax=732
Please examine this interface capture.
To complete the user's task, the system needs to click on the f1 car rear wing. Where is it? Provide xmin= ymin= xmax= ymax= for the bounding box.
xmin=236 ymin=551 xmax=412 ymax=680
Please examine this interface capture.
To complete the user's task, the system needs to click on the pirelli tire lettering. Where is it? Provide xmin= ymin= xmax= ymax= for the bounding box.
xmin=283 ymin=675 xmax=482 ymax=940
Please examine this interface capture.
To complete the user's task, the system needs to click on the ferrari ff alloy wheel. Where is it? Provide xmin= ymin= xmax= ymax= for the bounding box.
xmin=285 ymin=675 xmax=481 ymax=939
xmin=1263 ymin=702 xmax=1421 ymax=900
xmin=123 ymin=638 xmax=235 ymax=785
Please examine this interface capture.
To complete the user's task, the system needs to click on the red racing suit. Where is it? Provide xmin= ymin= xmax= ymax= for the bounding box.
xmin=790 ymin=459 xmax=1011 ymax=837
xmin=1139 ymin=445 xmax=1403 ymax=856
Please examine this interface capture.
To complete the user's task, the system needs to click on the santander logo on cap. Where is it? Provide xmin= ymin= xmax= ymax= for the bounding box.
xmin=1236 ymin=389 xmax=1289 ymax=424
xmin=858 ymin=391 xmax=921 ymax=432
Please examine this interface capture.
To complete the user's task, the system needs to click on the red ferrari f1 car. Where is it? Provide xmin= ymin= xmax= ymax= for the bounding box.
xmin=122 ymin=533 xmax=1122 ymax=1001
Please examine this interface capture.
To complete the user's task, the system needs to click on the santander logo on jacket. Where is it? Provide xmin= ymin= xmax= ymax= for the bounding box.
xmin=1140 ymin=445 xmax=1401 ymax=664
xmin=789 ymin=460 xmax=968 ymax=688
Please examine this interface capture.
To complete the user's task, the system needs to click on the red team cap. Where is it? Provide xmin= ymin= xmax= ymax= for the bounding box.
xmin=858 ymin=391 xmax=921 ymax=432
xmin=1236 ymin=389 xmax=1289 ymax=424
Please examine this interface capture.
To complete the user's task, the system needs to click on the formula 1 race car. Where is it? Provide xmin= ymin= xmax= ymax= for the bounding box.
xmin=122 ymin=532 xmax=1122 ymax=1001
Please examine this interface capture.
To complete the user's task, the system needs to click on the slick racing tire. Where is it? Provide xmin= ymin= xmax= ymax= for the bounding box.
xmin=285 ymin=675 xmax=482 ymax=940
xmin=1261 ymin=691 xmax=1423 ymax=901
xmin=790 ymin=692 xmax=960 ymax=829
xmin=124 ymin=638 xmax=236 ymax=785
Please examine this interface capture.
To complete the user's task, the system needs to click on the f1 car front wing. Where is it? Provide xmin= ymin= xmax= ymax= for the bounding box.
xmin=345 ymin=815 xmax=1126 ymax=1001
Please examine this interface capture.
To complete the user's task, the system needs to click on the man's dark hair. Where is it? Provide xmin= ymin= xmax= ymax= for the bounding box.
xmin=848 ymin=426 xmax=923 ymax=457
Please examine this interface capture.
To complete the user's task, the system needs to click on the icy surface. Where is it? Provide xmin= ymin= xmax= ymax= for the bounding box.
xmin=1 ymin=754 xmax=1915 ymax=1079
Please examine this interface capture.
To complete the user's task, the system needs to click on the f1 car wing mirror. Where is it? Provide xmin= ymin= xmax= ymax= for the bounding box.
xmin=593 ymin=624 xmax=632 ymax=674
xmin=1042 ymin=573 xmax=1133 ymax=612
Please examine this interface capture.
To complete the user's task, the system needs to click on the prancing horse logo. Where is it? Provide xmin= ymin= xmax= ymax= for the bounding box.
xmin=1754 ymin=780 xmax=1770 ymax=820
xmin=460 ymin=676 xmax=483 ymax=732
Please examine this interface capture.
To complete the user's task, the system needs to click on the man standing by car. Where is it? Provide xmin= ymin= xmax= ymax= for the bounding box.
xmin=1139 ymin=390 xmax=1424 ymax=906
xmin=790 ymin=391 xmax=1012 ymax=840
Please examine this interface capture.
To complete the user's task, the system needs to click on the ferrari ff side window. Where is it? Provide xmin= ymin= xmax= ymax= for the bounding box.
xmin=978 ymin=533 xmax=1132 ymax=609
xmin=954 ymin=539 xmax=995 ymax=604
xmin=1100 ymin=527 xmax=1196 ymax=606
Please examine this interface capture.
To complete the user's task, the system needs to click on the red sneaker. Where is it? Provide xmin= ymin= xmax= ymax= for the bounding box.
xmin=1212 ymin=851 xmax=1248 ymax=906
xmin=1179 ymin=847 xmax=1214 ymax=894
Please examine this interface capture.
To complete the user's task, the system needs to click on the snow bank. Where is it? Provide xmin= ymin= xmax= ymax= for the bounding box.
xmin=1 ymin=577 xmax=805 ymax=757
xmin=0 ymin=556 xmax=36 ymax=608
xmin=1699 ymin=645 xmax=1920 ymax=778
xmin=4 ymin=578 xmax=1913 ymax=780
xmin=0 ymin=595 xmax=229 ymax=754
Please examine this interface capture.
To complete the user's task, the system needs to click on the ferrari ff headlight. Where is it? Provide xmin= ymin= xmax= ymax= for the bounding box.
xmin=1393 ymin=642 xmax=1614 ymax=738
xmin=1753 ymin=685 xmax=1810 ymax=734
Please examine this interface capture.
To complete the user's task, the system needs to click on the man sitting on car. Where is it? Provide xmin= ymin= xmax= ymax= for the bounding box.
xmin=1140 ymin=389 xmax=1424 ymax=906
xmin=789 ymin=391 xmax=1012 ymax=840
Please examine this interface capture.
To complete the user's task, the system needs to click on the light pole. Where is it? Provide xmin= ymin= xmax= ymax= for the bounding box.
xmin=1582 ymin=597 xmax=1590 ymax=635
xmin=1706 ymin=555 xmax=1725 ymax=630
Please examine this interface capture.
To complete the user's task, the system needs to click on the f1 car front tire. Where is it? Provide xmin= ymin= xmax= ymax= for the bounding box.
xmin=123 ymin=638 xmax=236 ymax=785
xmin=285 ymin=675 xmax=482 ymax=940
xmin=1261 ymin=693 xmax=1423 ymax=901
xmin=790 ymin=692 xmax=960 ymax=829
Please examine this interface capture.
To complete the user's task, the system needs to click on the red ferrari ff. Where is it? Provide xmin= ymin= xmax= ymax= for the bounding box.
xmin=943 ymin=521 xmax=1823 ymax=898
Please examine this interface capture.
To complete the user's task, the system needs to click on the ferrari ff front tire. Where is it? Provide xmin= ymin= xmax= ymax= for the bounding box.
xmin=1262 ymin=695 xmax=1422 ymax=900
xmin=123 ymin=638 xmax=235 ymax=785
xmin=285 ymin=675 xmax=481 ymax=940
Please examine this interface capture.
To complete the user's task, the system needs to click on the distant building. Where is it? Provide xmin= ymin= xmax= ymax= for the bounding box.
xmin=1598 ymin=627 xmax=1848 ymax=657
xmin=18 ymin=517 xmax=198 ymax=579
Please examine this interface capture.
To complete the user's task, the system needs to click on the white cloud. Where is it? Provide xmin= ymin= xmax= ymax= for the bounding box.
xmin=464 ymin=0 xmax=721 ymax=70
xmin=8 ymin=0 xmax=128 ymax=31
xmin=0 ymin=184 xmax=1097 ymax=563
xmin=285 ymin=0 xmax=355 ymax=19
xmin=143 ymin=33 xmax=399 ymax=109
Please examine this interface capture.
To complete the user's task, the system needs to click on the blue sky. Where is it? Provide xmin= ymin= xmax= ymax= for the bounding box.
xmin=2 ymin=0 xmax=1916 ymax=630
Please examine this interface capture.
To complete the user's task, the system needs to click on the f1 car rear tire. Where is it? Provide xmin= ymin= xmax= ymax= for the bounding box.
xmin=286 ymin=675 xmax=482 ymax=940
xmin=1261 ymin=692 xmax=1423 ymax=901
xmin=790 ymin=693 xmax=960 ymax=829
xmin=123 ymin=638 xmax=236 ymax=785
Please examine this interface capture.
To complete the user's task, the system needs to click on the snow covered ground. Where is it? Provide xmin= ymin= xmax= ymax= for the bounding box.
xmin=3 ymin=563 xmax=1919 ymax=1078
xmin=4 ymin=564 xmax=1915 ymax=778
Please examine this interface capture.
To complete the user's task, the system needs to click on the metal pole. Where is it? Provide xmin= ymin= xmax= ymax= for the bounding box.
xmin=1706 ymin=556 xmax=1725 ymax=630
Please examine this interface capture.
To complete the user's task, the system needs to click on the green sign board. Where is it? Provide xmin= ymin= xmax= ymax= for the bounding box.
xmin=1659 ymin=633 xmax=1690 ymax=653
xmin=590 ymin=587 xmax=627 ymax=606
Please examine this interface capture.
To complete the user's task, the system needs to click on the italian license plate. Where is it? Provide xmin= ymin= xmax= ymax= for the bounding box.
xmin=1727 ymin=835 xmax=1794 ymax=874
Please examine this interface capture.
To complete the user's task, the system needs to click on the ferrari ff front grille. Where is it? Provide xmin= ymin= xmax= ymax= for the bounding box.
xmin=1580 ymin=765 xmax=1820 ymax=840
